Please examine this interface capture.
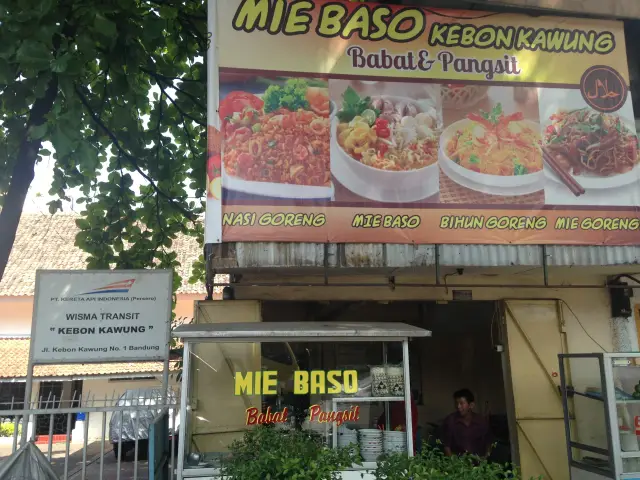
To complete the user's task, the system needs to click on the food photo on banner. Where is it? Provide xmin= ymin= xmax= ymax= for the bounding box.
xmin=205 ymin=0 xmax=640 ymax=245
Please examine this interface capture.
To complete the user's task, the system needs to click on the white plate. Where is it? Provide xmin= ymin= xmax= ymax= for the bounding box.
xmin=439 ymin=118 xmax=545 ymax=196
xmin=542 ymin=117 xmax=640 ymax=190
xmin=331 ymin=98 xmax=440 ymax=203
xmin=223 ymin=170 xmax=334 ymax=199
xmin=544 ymin=117 xmax=640 ymax=190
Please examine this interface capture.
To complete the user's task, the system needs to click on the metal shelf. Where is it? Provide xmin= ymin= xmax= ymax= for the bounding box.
xmin=332 ymin=397 xmax=405 ymax=403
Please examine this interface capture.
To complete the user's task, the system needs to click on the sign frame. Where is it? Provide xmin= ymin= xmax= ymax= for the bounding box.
xmin=29 ymin=269 xmax=173 ymax=365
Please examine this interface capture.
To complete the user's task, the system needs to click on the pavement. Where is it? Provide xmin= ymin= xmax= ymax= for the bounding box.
xmin=0 ymin=441 xmax=155 ymax=480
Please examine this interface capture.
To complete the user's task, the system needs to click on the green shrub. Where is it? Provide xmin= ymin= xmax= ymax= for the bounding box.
xmin=221 ymin=426 xmax=359 ymax=480
xmin=374 ymin=447 xmax=542 ymax=480
xmin=0 ymin=422 xmax=20 ymax=438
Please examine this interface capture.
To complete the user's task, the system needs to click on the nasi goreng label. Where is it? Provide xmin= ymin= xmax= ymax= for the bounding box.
xmin=205 ymin=0 xmax=640 ymax=246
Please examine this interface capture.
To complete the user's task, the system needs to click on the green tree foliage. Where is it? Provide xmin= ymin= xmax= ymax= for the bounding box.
xmin=0 ymin=0 xmax=207 ymax=290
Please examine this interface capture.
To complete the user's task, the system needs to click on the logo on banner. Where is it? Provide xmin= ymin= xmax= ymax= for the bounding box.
xmin=580 ymin=65 xmax=627 ymax=113
xmin=78 ymin=279 xmax=136 ymax=295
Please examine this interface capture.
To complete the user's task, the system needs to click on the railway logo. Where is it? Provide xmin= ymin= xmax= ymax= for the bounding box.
xmin=78 ymin=279 xmax=136 ymax=295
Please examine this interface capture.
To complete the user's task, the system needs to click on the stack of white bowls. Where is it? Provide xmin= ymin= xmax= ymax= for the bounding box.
xmin=337 ymin=426 xmax=358 ymax=448
xmin=383 ymin=430 xmax=407 ymax=454
xmin=359 ymin=429 xmax=383 ymax=462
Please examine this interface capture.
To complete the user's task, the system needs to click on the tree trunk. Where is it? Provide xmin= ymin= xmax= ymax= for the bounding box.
xmin=0 ymin=75 xmax=59 ymax=282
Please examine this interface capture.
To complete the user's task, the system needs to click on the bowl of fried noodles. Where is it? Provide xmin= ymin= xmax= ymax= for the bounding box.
xmin=543 ymin=109 xmax=640 ymax=189
xmin=332 ymin=90 xmax=441 ymax=203
xmin=439 ymin=103 xmax=544 ymax=196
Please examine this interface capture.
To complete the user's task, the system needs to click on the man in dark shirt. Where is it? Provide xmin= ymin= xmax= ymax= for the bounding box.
xmin=441 ymin=389 xmax=492 ymax=457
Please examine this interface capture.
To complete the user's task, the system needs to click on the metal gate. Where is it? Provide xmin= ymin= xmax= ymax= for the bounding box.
xmin=503 ymin=299 xmax=571 ymax=480
xmin=0 ymin=389 xmax=177 ymax=480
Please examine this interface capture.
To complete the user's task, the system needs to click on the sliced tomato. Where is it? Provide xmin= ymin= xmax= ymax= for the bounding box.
xmin=219 ymin=92 xmax=263 ymax=123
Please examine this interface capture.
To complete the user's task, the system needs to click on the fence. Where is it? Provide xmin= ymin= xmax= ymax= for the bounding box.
xmin=0 ymin=389 xmax=178 ymax=480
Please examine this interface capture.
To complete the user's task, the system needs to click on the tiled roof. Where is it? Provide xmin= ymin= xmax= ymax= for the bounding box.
xmin=0 ymin=338 xmax=177 ymax=379
xmin=0 ymin=213 xmax=210 ymax=297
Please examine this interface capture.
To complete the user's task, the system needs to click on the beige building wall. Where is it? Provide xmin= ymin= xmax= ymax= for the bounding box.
xmin=227 ymin=268 xmax=620 ymax=480
xmin=0 ymin=297 xmax=34 ymax=335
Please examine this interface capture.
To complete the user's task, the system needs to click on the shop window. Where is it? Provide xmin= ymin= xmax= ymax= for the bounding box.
xmin=184 ymin=338 xmax=417 ymax=468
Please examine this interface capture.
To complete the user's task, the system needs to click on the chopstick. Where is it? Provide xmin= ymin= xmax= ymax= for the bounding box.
xmin=542 ymin=147 xmax=585 ymax=197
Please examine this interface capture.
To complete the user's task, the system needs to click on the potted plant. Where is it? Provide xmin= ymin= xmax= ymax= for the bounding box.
xmin=221 ymin=426 xmax=360 ymax=479
xmin=375 ymin=447 xmax=542 ymax=479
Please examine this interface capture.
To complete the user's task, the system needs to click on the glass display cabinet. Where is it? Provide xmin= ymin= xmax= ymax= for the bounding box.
xmin=559 ymin=353 xmax=640 ymax=480
xmin=172 ymin=321 xmax=431 ymax=480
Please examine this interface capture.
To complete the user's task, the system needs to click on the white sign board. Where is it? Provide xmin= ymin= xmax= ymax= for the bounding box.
xmin=31 ymin=270 xmax=172 ymax=364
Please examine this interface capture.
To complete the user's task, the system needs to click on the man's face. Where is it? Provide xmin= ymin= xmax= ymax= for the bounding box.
xmin=455 ymin=397 xmax=473 ymax=416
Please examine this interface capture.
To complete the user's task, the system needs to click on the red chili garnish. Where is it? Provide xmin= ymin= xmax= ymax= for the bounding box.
xmin=375 ymin=118 xmax=389 ymax=128
xmin=466 ymin=113 xmax=494 ymax=130
xmin=377 ymin=127 xmax=391 ymax=139
xmin=378 ymin=143 xmax=388 ymax=156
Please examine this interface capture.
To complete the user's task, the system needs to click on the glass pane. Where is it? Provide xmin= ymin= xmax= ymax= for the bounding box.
xmin=563 ymin=356 xmax=609 ymax=453
xmin=612 ymin=356 xmax=640 ymax=473
xmin=183 ymin=340 xmax=412 ymax=468
xmin=571 ymin=447 xmax=611 ymax=473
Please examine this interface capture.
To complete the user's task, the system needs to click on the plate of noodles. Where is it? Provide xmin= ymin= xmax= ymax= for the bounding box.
xmin=543 ymin=109 xmax=640 ymax=189
xmin=439 ymin=103 xmax=544 ymax=196
xmin=221 ymin=79 xmax=335 ymax=199
xmin=332 ymin=89 xmax=441 ymax=203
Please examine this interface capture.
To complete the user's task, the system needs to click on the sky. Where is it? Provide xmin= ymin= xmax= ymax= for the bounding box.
xmin=24 ymin=142 xmax=66 ymax=214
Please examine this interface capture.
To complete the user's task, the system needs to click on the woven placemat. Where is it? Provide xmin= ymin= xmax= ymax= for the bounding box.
xmin=439 ymin=170 xmax=544 ymax=205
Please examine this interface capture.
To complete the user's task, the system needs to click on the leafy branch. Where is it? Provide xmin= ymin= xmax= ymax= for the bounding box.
xmin=74 ymin=84 xmax=198 ymax=223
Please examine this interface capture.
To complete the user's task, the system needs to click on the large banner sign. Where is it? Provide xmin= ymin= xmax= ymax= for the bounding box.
xmin=205 ymin=0 xmax=640 ymax=245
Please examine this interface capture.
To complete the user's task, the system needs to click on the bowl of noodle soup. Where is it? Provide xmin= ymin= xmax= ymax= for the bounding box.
xmin=439 ymin=112 xmax=544 ymax=196
xmin=331 ymin=95 xmax=440 ymax=203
